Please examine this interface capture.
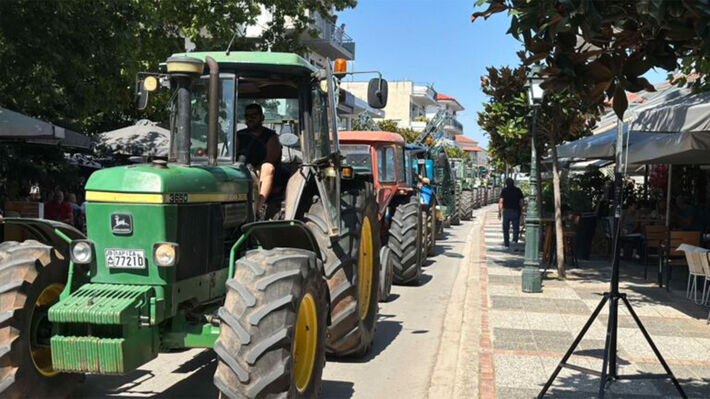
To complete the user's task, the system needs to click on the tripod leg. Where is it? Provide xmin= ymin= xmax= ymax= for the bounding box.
xmin=598 ymin=297 xmax=617 ymax=399
xmin=608 ymin=296 xmax=619 ymax=379
xmin=621 ymin=296 xmax=687 ymax=398
xmin=538 ymin=295 xmax=609 ymax=398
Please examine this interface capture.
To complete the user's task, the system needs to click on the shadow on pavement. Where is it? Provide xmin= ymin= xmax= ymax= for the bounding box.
xmin=321 ymin=380 xmax=355 ymax=398
xmin=328 ymin=318 xmax=403 ymax=364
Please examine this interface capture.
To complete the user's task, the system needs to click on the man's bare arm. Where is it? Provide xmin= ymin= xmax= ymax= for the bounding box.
xmin=258 ymin=136 xmax=283 ymax=208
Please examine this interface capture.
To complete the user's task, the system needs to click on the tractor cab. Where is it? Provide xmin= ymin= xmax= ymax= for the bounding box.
xmin=339 ymin=131 xmax=425 ymax=293
xmin=339 ymin=131 xmax=412 ymax=218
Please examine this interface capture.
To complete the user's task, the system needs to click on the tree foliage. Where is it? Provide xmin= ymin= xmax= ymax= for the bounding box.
xmin=472 ymin=0 xmax=710 ymax=118
xmin=446 ymin=146 xmax=470 ymax=161
xmin=0 ymin=0 xmax=356 ymax=134
xmin=477 ymin=66 xmax=535 ymax=170
xmin=375 ymin=120 xmax=420 ymax=143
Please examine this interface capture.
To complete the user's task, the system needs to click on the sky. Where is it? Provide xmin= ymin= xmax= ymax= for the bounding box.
xmin=339 ymin=0 xmax=668 ymax=149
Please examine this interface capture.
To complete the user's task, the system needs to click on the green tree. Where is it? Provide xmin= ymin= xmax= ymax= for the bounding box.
xmin=446 ymin=146 xmax=470 ymax=161
xmin=472 ymin=0 xmax=710 ymax=117
xmin=478 ymin=64 xmax=602 ymax=278
xmin=375 ymin=120 xmax=420 ymax=143
xmin=477 ymin=66 xmax=535 ymax=171
xmin=0 ymin=0 xmax=356 ymax=134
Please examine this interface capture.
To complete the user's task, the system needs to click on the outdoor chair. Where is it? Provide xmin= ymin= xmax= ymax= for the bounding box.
xmin=660 ymin=231 xmax=701 ymax=290
xmin=699 ymin=251 xmax=710 ymax=307
xmin=677 ymin=244 xmax=707 ymax=303
xmin=643 ymin=225 xmax=667 ymax=279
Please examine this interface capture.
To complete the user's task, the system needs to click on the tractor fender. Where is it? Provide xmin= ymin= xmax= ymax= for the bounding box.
xmin=240 ymin=219 xmax=321 ymax=261
xmin=0 ymin=217 xmax=85 ymax=258
xmin=283 ymin=166 xmax=313 ymax=221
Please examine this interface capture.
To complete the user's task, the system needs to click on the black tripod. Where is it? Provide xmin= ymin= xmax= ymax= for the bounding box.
xmin=538 ymin=134 xmax=687 ymax=398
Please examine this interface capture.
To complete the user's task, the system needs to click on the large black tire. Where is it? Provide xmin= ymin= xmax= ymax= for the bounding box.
xmin=0 ymin=240 xmax=81 ymax=399
xmin=461 ymin=190 xmax=474 ymax=221
xmin=389 ymin=200 xmax=423 ymax=285
xmin=214 ymin=248 xmax=328 ymax=398
xmin=378 ymin=246 xmax=393 ymax=302
xmin=424 ymin=204 xmax=437 ymax=257
xmin=304 ymin=186 xmax=380 ymax=357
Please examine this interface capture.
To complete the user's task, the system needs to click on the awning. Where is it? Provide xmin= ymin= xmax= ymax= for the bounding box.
xmin=96 ymin=120 xmax=169 ymax=157
xmin=0 ymin=107 xmax=93 ymax=150
xmin=554 ymin=129 xmax=661 ymax=160
xmin=628 ymin=91 xmax=710 ymax=165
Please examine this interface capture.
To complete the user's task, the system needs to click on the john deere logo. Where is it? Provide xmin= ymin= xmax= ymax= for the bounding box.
xmin=111 ymin=213 xmax=133 ymax=235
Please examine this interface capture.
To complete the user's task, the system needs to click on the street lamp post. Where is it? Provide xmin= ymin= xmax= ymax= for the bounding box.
xmin=522 ymin=65 xmax=544 ymax=293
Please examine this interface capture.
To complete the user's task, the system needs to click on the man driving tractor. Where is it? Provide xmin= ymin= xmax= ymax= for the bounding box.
xmin=236 ymin=104 xmax=283 ymax=218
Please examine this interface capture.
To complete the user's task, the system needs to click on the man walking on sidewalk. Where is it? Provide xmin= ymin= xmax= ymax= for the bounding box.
xmin=498 ymin=178 xmax=524 ymax=250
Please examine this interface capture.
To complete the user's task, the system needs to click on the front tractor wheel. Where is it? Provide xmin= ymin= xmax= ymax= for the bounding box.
xmin=213 ymin=248 xmax=328 ymax=398
xmin=0 ymin=240 xmax=81 ymax=399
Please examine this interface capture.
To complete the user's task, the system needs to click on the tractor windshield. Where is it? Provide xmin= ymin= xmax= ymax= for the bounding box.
xmin=341 ymin=144 xmax=372 ymax=172
xmin=190 ymin=77 xmax=236 ymax=160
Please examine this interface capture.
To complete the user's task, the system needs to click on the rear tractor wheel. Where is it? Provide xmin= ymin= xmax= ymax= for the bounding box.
xmin=214 ymin=248 xmax=328 ymax=398
xmin=390 ymin=199 xmax=423 ymax=285
xmin=461 ymin=190 xmax=474 ymax=221
xmin=305 ymin=187 xmax=380 ymax=357
xmin=0 ymin=240 xmax=82 ymax=399
xmin=378 ymin=246 xmax=393 ymax=302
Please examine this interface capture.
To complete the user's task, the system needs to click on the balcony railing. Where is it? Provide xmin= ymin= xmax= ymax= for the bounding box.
xmin=445 ymin=118 xmax=464 ymax=133
xmin=302 ymin=16 xmax=355 ymax=59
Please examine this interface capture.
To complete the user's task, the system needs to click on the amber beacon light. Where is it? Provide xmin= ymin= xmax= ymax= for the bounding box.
xmin=334 ymin=58 xmax=347 ymax=78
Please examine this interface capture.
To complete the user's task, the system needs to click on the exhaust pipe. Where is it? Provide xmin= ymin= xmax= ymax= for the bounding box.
xmin=206 ymin=56 xmax=219 ymax=166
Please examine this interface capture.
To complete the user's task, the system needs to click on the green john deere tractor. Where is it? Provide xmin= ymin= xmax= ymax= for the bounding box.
xmin=0 ymin=51 xmax=389 ymax=398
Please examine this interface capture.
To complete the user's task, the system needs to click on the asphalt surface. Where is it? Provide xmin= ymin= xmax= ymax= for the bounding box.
xmin=77 ymin=218 xmax=477 ymax=398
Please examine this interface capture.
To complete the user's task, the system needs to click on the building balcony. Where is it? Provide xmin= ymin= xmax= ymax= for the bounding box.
xmin=444 ymin=117 xmax=464 ymax=135
xmin=410 ymin=120 xmax=427 ymax=132
xmin=411 ymin=84 xmax=438 ymax=107
xmin=301 ymin=16 xmax=355 ymax=60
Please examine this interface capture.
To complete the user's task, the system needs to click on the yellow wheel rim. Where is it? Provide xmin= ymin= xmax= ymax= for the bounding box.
xmin=293 ymin=293 xmax=318 ymax=393
xmin=31 ymin=283 xmax=63 ymax=377
xmin=358 ymin=217 xmax=373 ymax=320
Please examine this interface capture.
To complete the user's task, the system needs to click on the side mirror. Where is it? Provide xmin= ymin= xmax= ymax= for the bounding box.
xmin=279 ymin=132 xmax=299 ymax=148
xmin=135 ymin=79 xmax=149 ymax=111
xmin=135 ymin=75 xmax=159 ymax=111
xmin=367 ymin=78 xmax=388 ymax=109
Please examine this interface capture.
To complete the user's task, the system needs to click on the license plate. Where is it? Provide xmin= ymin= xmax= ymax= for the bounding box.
xmin=105 ymin=248 xmax=146 ymax=269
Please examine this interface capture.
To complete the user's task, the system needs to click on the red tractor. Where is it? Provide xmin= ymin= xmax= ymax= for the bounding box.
xmin=340 ymin=131 xmax=424 ymax=301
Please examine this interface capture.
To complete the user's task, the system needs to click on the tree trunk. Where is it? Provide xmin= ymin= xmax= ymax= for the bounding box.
xmin=550 ymin=136 xmax=566 ymax=279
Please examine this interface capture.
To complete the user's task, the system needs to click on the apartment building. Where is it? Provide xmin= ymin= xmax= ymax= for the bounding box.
xmin=454 ymin=135 xmax=488 ymax=167
xmin=243 ymin=6 xmax=355 ymax=67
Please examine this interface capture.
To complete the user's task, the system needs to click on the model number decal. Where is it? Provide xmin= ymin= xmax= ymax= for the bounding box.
xmin=168 ymin=193 xmax=188 ymax=203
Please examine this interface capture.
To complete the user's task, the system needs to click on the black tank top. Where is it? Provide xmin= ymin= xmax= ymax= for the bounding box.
xmin=237 ymin=128 xmax=279 ymax=168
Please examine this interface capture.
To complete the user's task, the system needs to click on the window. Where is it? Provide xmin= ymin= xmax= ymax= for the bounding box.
xmin=341 ymin=144 xmax=372 ymax=172
xmin=189 ymin=77 xmax=235 ymax=160
xmin=310 ymin=86 xmax=331 ymax=160
xmin=394 ymin=145 xmax=405 ymax=182
xmin=378 ymin=146 xmax=396 ymax=182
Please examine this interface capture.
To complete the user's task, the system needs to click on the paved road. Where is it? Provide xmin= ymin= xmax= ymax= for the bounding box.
xmin=77 ymin=216 xmax=480 ymax=398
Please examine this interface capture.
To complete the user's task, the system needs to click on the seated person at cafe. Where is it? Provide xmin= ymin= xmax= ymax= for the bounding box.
xmin=673 ymin=196 xmax=702 ymax=231
xmin=236 ymin=104 xmax=283 ymax=219
xmin=45 ymin=189 xmax=74 ymax=226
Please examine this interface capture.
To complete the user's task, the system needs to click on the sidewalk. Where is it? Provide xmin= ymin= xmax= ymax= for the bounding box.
xmin=479 ymin=209 xmax=710 ymax=398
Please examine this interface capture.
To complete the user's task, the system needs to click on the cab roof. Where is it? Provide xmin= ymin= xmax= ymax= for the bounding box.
xmin=339 ymin=131 xmax=405 ymax=145
xmin=167 ymin=51 xmax=318 ymax=75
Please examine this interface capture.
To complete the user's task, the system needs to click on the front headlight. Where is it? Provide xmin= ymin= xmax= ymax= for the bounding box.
xmin=153 ymin=243 xmax=179 ymax=267
xmin=71 ymin=241 xmax=93 ymax=264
